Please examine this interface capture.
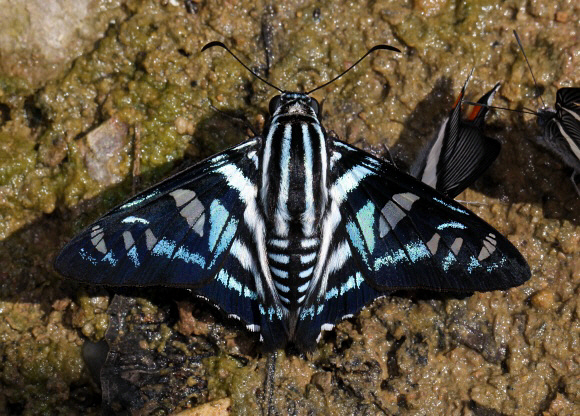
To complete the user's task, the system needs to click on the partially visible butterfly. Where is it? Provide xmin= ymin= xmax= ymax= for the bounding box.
xmin=55 ymin=42 xmax=531 ymax=350
xmin=512 ymin=30 xmax=580 ymax=196
xmin=412 ymin=71 xmax=501 ymax=198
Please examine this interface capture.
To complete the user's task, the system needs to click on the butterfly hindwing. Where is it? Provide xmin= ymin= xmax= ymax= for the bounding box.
xmin=293 ymin=226 xmax=381 ymax=348
xmin=193 ymin=230 xmax=287 ymax=346
xmin=55 ymin=138 xmax=261 ymax=289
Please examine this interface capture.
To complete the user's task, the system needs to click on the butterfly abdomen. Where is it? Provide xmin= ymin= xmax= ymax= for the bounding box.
xmin=266 ymin=237 xmax=320 ymax=310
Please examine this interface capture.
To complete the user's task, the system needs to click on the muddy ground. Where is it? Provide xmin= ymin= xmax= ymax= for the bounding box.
xmin=0 ymin=0 xmax=578 ymax=414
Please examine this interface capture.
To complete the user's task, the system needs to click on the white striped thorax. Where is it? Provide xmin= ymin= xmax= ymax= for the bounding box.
xmin=260 ymin=92 xmax=328 ymax=311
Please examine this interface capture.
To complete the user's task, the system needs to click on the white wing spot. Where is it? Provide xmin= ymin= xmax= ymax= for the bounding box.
xmin=122 ymin=231 xmax=135 ymax=250
xmin=426 ymin=233 xmax=440 ymax=255
xmin=94 ymin=239 xmax=107 ymax=254
xmin=380 ymin=201 xmax=405 ymax=238
xmin=169 ymin=189 xmax=196 ymax=207
xmin=180 ymin=198 xmax=205 ymax=236
xmin=479 ymin=233 xmax=497 ymax=261
xmin=90 ymin=226 xmax=107 ymax=254
xmin=392 ymin=192 xmax=420 ymax=211
xmin=171 ymin=189 xmax=205 ymax=236
xmin=451 ymin=237 xmax=463 ymax=256
xmin=145 ymin=228 xmax=157 ymax=251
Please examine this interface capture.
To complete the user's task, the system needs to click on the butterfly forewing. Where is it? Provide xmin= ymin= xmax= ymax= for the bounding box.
xmin=55 ymin=138 xmax=261 ymax=288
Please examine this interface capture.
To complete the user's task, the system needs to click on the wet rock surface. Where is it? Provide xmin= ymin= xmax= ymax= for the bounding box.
xmin=0 ymin=0 xmax=579 ymax=414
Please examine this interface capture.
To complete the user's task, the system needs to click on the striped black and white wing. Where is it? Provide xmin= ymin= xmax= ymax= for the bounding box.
xmin=412 ymin=84 xmax=501 ymax=198
xmin=294 ymin=139 xmax=530 ymax=347
xmin=55 ymin=137 xmax=285 ymax=342
xmin=543 ymin=88 xmax=580 ymax=172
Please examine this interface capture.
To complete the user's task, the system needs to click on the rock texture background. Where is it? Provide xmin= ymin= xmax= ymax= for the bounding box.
xmin=0 ymin=0 xmax=578 ymax=414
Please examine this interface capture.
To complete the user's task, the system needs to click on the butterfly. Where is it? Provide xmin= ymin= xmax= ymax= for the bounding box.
xmin=412 ymin=71 xmax=501 ymax=198
xmin=55 ymin=42 xmax=531 ymax=350
xmin=513 ymin=31 xmax=580 ymax=196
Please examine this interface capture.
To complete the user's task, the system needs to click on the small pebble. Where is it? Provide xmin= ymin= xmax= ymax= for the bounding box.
xmin=530 ymin=289 xmax=555 ymax=309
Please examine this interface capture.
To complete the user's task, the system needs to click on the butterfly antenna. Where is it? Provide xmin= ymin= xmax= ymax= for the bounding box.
xmin=462 ymin=100 xmax=537 ymax=116
xmin=455 ymin=67 xmax=475 ymax=107
xmin=513 ymin=30 xmax=547 ymax=108
xmin=202 ymin=41 xmax=284 ymax=93
xmin=305 ymin=44 xmax=401 ymax=95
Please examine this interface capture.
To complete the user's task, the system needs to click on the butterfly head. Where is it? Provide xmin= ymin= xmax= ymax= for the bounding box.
xmin=536 ymin=107 xmax=556 ymax=127
xmin=268 ymin=92 xmax=320 ymax=119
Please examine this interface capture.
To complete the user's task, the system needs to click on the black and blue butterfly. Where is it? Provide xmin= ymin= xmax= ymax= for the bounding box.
xmin=55 ymin=42 xmax=530 ymax=349
xmin=412 ymin=71 xmax=501 ymax=198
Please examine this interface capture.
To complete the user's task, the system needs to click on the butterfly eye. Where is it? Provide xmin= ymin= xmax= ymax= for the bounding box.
xmin=269 ymin=95 xmax=281 ymax=115
xmin=309 ymin=97 xmax=320 ymax=116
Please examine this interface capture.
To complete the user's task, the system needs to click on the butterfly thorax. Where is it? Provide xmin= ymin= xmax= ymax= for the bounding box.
xmin=259 ymin=93 xmax=328 ymax=312
xmin=536 ymin=107 xmax=556 ymax=128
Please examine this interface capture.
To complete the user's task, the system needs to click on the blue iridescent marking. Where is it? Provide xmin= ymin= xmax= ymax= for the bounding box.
xmin=152 ymin=238 xmax=176 ymax=257
xmin=346 ymin=221 xmax=368 ymax=266
xmin=300 ymin=305 xmax=315 ymax=319
xmin=127 ymin=246 xmax=140 ymax=266
xmin=174 ymin=246 xmax=206 ymax=267
xmin=102 ymin=251 xmax=117 ymax=266
xmin=325 ymin=287 xmax=339 ymax=300
xmin=244 ymin=286 xmax=257 ymax=299
xmin=78 ymin=248 xmax=97 ymax=265
xmin=434 ymin=197 xmax=469 ymax=214
xmin=209 ymin=200 xmax=229 ymax=251
xmin=467 ymin=256 xmax=481 ymax=273
xmin=259 ymin=304 xmax=283 ymax=319
xmin=120 ymin=190 xmax=160 ymax=209
xmin=209 ymin=218 xmax=238 ymax=268
xmin=437 ymin=221 xmax=467 ymax=230
xmin=374 ymin=249 xmax=406 ymax=269
xmin=442 ymin=252 xmax=455 ymax=271
xmin=406 ymin=242 xmax=430 ymax=262
xmin=340 ymin=273 xmax=363 ymax=295
xmin=374 ymin=242 xmax=429 ymax=270
xmin=356 ymin=201 xmax=376 ymax=254
xmin=332 ymin=166 xmax=373 ymax=204
xmin=486 ymin=256 xmax=506 ymax=272
xmin=216 ymin=269 xmax=257 ymax=299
